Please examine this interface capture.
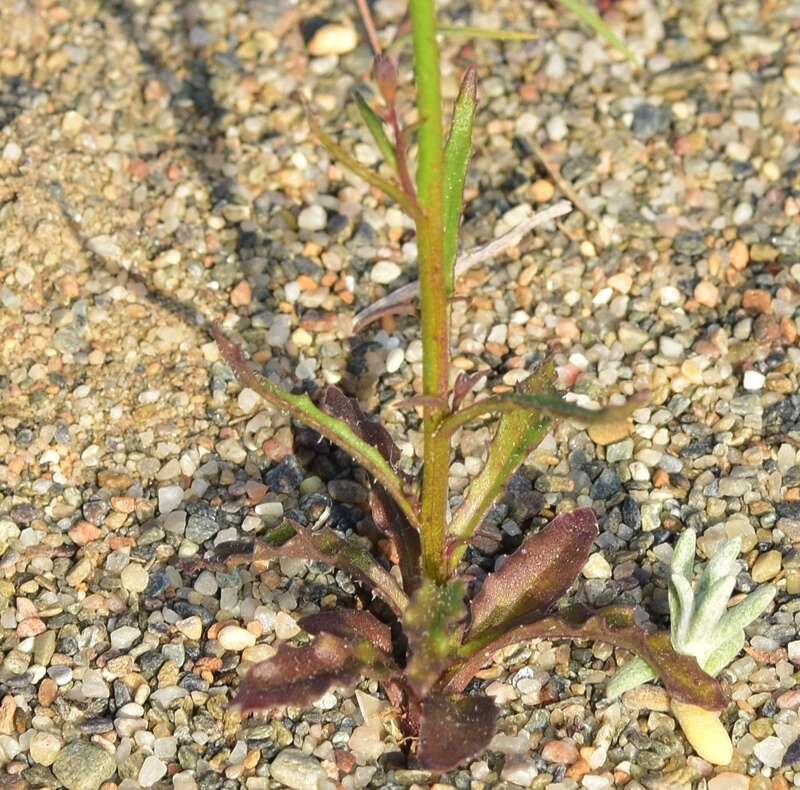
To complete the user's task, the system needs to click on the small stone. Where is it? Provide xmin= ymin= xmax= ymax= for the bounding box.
xmin=29 ymin=731 xmax=63 ymax=766
xmin=371 ymin=260 xmax=402 ymax=284
xmin=53 ymin=741 xmax=116 ymax=790
xmin=230 ymin=280 xmax=252 ymax=307
xmin=218 ymin=625 xmax=256 ymax=651
xmin=110 ymin=626 xmax=141 ymax=650
xmin=546 ymin=115 xmax=568 ymax=141
xmin=500 ymin=756 xmax=539 ymax=785
xmin=631 ymin=103 xmax=672 ymax=139
xmin=158 ymin=486 xmax=183 ymax=514
xmin=237 ymin=388 xmax=260 ymax=413
xmin=307 ymin=23 xmax=358 ymax=56
xmin=275 ymin=611 xmax=301 ymax=640
xmin=120 ymin=563 xmax=149 ymax=593
xmin=751 ymin=550 xmax=781 ymax=582
xmin=348 ymin=722 xmax=384 ymax=763
xmin=62 ymin=111 xmax=85 ymax=135
xmin=743 ymin=370 xmax=765 ymax=391
xmin=776 ymin=689 xmax=800 ymax=709
xmin=606 ymin=438 xmax=633 ymax=463
xmin=541 ymin=739 xmax=579 ymax=764
xmin=2 ymin=141 xmax=21 ymax=162
xmin=742 ymin=289 xmax=771 ymax=313
xmin=582 ymin=553 xmax=612 ymax=579
xmin=694 ymin=281 xmax=719 ymax=307
xmin=730 ymin=240 xmax=749 ymax=270
xmin=138 ymin=755 xmax=167 ymax=787
xmin=588 ymin=420 xmax=631 ymax=447
xmin=753 ymin=736 xmax=786 ymax=768
xmin=298 ymin=205 xmax=327 ymax=231
xmin=270 ymin=748 xmax=329 ymax=790
xmin=175 ymin=616 xmax=203 ymax=640
xmin=618 ymin=323 xmax=649 ymax=353
xmin=531 ymin=179 xmax=555 ymax=203
xmin=708 ymin=774 xmax=749 ymax=790
xmin=622 ymin=685 xmax=670 ymax=712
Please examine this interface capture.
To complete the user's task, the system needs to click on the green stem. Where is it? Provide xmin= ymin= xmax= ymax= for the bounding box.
xmin=409 ymin=0 xmax=450 ymax=582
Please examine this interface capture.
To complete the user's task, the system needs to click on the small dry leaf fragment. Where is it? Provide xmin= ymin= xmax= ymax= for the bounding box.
xmin=670 ymin=699 xmax=733 ymax=765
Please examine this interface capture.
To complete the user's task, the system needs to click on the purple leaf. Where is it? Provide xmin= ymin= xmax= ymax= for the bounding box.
xmin=370 ymin=485 xmax=421 ymax=593
xmin=467 ymin=508 xmax=598 ymax=637
xmin=452 ymin=370 xmax=487 ymax=410
xmin=234 ymin=633 xmax=366 ymax=715
xmin=417 ymin=693 xmax=498 ymax=771
xmin=448 ymin=606 xmax=726 ymax=712
xmin=323 ymin=386 xmax=404 ymax=473
xmin=403 ymin=581 xmax=467 ymax=696
xmin=299 ymin=608 xmax=393 ymax=655
xmin=217 ymin=519 xmax=408 ymax=616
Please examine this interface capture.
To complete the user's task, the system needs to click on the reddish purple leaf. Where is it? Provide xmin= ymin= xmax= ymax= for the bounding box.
xmin=233 ymin=633 xmax=364 ymax=715
xmin=467 ymin=508 xmax=598 ymax=637
xmin=299 ymin=608 xmax=393 ymax=655
xmin=452 ymin=370 xmax=487 ymax=410
xmin=417 ymin=693 xmax=498 ymax=771
xmin=323 ymin=386 xmax=404 ymax=472
xmin=217 ymin=520 xmax=408 ymax=616
xmin=447 ymin=606 xmax=726 ymax=712
xmin=370 ymin=485 xmax=421 ymax=593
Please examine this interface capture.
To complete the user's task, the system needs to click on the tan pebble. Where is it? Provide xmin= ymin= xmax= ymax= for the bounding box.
xmin=608 ymin=272 xmax=633 ymax=294
xmin=110 ymin=496 xmax=135 ymax=514
xmin=68 ymin=521 xmax=102 ymax=545
xmin=531 ymin=178 xmax=555 ymax=203
xmin=120 ymin=563 xmax=149 ymax=593
xmin=671 ymin=700 xmax=733 ymax=766
xmin=730 ymin=240 xmax=749 ymax=270
xmin=0 ymin=695 xmax=16 ymax=734
xmin=742 ymin=289 xmax=771 ymax=313
xmin=565 ymin=757 xmax=591 ymax=779
xmin=622 ymin=685 xmax=670 ymax=712
xmin=175 ymin=616 xmax=203 ymax=640
xmin=751 ymin=550 xmax=781 ymax=582
xmin=709 ymin=773 xmax=750 ymax=790
xmin=230 ymin=279 xmax=252 ymax=307
xmin=694 ymin=280 xmax=719 ymax=307
xmin=38 ymin=678 xmax=58 ymax=707
xmin=274 ymin=611 xmax=301 ymax=640
xmin=307 ymin=23 xmax=358 ymax=56
xmin=588 ymin=419 xmax=632 ymax=447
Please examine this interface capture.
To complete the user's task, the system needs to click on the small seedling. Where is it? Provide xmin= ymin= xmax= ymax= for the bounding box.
xmin=606 ymin=529 xmax=776 ymax=765
xmin=210 ymin=0 xmax=729 ymax=772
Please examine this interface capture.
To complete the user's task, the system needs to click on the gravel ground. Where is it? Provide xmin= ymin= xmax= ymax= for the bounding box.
xmin=1 ymin=0 xmax=799 ymax=788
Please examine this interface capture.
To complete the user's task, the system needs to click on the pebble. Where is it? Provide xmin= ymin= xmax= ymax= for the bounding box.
xmin=500 ymin=756 xmax=539 ymax=785
xmin=138 ymin=755 xmax=167 ymax=787
xmin=29 ymin=731 xmax=63 ymax=766
xmin=158 ymin=486 xmax=183 ymax=514
xmin=542 ymin=739 xmax=579 ymax=764
xmin=298 ymin=205 xmax=327 ymax=231
xmin=307 ymin=23 xmax=358 ymax=56
xmin=582 ymin=553 xmax=612 ymax=579
xmin=371 ymin=260 xmax=402 ymax=284
xmin=753 ymin=736 xmax=786 ymax=768
xmin=751 ymin=550 xmax=781 ymax=582
xmin=218 ymin=625 xmax=256 ymax=651
xmin=709 ymin=775 xmax=750 ymax=790
xmin=120 ymin=563 xmax=149 ymax=593
xmin=743 ymin=370 xmax=765 ymax=391
xmin=52 ymin=741 xmax=116 ymax=790
xmin=270 ymin=748 xmax=330 ymax=790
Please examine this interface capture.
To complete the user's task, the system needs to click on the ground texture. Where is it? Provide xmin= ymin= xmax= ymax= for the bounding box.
xmin=0 ymin=0 xmax=799 ymax=788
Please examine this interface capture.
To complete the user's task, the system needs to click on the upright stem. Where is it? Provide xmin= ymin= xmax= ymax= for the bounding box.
xmin=409 ymin=0 xmax=450 ymax=581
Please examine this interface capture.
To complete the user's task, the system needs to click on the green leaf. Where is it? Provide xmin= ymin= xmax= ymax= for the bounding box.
xmin=605 ymin=656 xmax=656 ymax=699
xmin=703 ymin=631 xmax=745 ymax=678
xmin=712 ymin=584 xmax=776 ymax=647
xmin=697 ymin=537 xmax=741 ymax=600
xmin=668 ymin=575 xmax=694 ymax=647
xmin=685 ymin=576 xmax=737 ymax=650
xmin=670 ymin=529 xmax=696 ymax=582
xmin=449 ymin=606 xmax=726 ymax=712
xmin=442 ymin=66 xmax=477 ymax=294
xmin=354 ymin=91 xmax=396 ymax=167
xmin=447 ymin=359 xmax=556 ymax=568
xmin=466 ymin=508 xmax=597 ymax=637
xmin=436 ymin=25 xmax=538 ymax=42
xmin=553 ymin=0 xmax=639 ymax=65
xmin=404 ymin=580 xmax=467 ymax=695
xmin=213 ymin=326 xmax=420 ymax=533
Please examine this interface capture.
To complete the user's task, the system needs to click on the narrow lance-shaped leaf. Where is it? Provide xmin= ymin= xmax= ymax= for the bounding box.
xmin=448 ymin=606 xmax=726 ymax=712
xmin=467 ymin=508 xmax=597 ymax=637
xmin=696 ymin=537 xmax=740 ymax=600
xmin=234 ymin=632 xmax=390 ymax=715
xmin=442 ymin=65 xmax=477 ymax=294
xmin=668 ymin=574 xmax=694 ymax=647
xmin=447 ymin=360 xmax=556 ymax=568
xmin=213 ymin=326 xmax=420 ymax=532
xmin=299 ymin=608 xmax=393 ymax=655
xmin=713 ymin=584 xmax=776 ymax=646
xmin=553 ymin=0 xmax=639 ymax=65
xmin=354 ymin=91 xmax=396 ymax=167
xmin=217 ymin=519 xmax=409 ymax=616
xmin=404 ymin=580 xmax=467 ymax=695
xmin=369 ymin=485 xmax=422 ymax=594
xmin=670 ymin=529 xmax=696 ymax=582
xmin=417 ymin=693 xmax=498 ymax=771
xmin=684 ymin=575 xmax=736 ymax=651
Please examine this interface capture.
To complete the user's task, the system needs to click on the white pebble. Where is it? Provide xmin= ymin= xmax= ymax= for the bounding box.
xmin=3 ymin=142 xmax=21 ymax=162
xmin=237 ymin=388 xmax=260 ymax=413
xmin=298 ymin=205 xmax=327 ymax=231
xmin=158 ymin=485 xmax=183 ymax=514
xmin=743 ymin=370 xmax=765 ymax=391
xmin=386 ymin=348 xmax=404 ymax=373
xmin=546 ymin=115 xmax=568 ymax=142
xmin=138 ymin=755 xmax=167 ymax=787
xmin=218 ymin=625 xmax=256 ymax=651
xmin=370 ymin=260 xmax=402 ymax=284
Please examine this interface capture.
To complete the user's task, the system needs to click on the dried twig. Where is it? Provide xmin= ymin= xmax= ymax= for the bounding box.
xmin=352 ymin=200 xmax=572 ymax=332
